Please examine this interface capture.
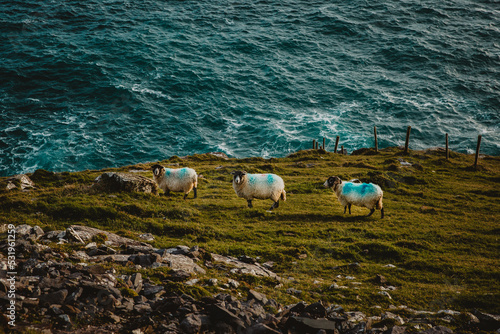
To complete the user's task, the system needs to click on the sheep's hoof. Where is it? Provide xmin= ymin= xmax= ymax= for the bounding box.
xmin=367 ymin=209 xmax=375 ymax=217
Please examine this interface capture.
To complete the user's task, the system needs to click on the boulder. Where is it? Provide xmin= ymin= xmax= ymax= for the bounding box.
xmin=472 ymin=310 xmax=500 ymax=331
xmin=180 ymin=314 xmax=203 ymax=334
xmin=15 ymin=224 xmax=44 ymax=240
xmin=67 ymin=225 xmax=151 ymax=248
xmin=211 ymin=253 xmax=280 ymax=279
xmin=93 ymin=172 xmax=159 ymax=195
xmin=418 ymin=326 xmax=454 ymax=334
xmin=2 ymin=174 xmax=35 ymax=191
xmin=285 ymin=316 xmax=338 ymax=333
xmin=161 ymin=253 xmax=206 ymax=275
xmin=39 ymin=289 xmax=69 ymax=307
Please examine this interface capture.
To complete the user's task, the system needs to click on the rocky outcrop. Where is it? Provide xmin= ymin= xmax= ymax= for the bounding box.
xmin=1 ymin=174 xmax=35 ymax=191
xmin=92 ymin=172 xmax=159 ymax=195
xmin=1 ymin=224 xmax=499 ymax=334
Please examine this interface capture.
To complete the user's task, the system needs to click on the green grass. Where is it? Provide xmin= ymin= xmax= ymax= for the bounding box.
xmin=1 ymin=147 xmax=499 ymax=316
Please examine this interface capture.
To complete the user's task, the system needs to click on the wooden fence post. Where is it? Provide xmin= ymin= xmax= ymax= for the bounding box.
xmin=312 ymin=139 xmax=316 ymax=150
xmin=404 ymin=126 xmax=411 ymax=154
xmin=374 ymin=126 xmax=378 ymax=152
xmin=474 ymin=135 xmax=482 ymax=169
xmin=334 ymin=136 xmax=340 ymax=153
xmin=445 ymin=133 xmax=449 ymax=160
xmin=316 ymin=141 xmax=319 ymax=150
xmin=341 ymin=145 xmax=344 ymax=155
xmin=323 ymin=138 xmax=326 ymax=150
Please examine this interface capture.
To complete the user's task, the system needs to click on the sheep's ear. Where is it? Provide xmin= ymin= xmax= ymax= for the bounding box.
xmin=241 ymin=171 xmax=247 ymax=175
xmin=231 ymin=171 xmax=237 ymax=175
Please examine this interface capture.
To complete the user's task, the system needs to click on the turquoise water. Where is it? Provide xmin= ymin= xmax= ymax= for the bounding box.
xmin=1 ymin=0 xmax=499 ymax=176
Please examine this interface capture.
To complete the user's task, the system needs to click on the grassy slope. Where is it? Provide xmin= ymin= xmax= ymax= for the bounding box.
xmin=1 ymin=147 xmax=499 ymax=316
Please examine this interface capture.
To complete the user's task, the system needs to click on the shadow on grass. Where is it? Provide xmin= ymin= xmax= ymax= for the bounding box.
xmin=272 ymin=213 xmax=381 ymax=223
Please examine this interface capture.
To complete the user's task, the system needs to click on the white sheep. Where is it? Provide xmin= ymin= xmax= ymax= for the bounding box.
xmin=231 ymin=171 xmax=286 ymax=210
xmin=324 ymin=176 xmax=384 ymax=218
xmin=151 ymin=164 xmax=198 ymax=199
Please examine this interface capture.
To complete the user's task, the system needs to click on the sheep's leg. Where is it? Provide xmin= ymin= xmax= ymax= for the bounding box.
xmin=344 ymin=206 xmax=347 ymax=214
xmin=247 ymin=200 xmax=253 ymax=208
xmin=183 ymin=193 xmax=188 ymax=200
xmin=269 ymin=200 xmax=279 ymax=211
xmin=163 ymin=189 xmax=170 ymax=197
xmin=193 ymin=187 xmax=197 ymax=199
xmin=367 ymin=209 xmax=375 ymax=217
xmin=348 ymin=204 xmax=352 ymax=214
xmin=381 ymin=208 xmax=384 ymax=219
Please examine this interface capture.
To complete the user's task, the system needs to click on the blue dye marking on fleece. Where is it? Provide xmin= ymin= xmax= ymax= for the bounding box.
xmin=267 ymin=174 xmax=274 ymax=184
xmin=178 ymin=168 xmax=188 ymax=179
xmin=248 ymin=175 xmax=256 ymax=185
xmin=343 ymin=183 xmax=375 ymax=196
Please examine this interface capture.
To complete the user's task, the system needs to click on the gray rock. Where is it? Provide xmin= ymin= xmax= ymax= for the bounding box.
xmin=93 ymin=172 xmax=159 ymax=195
xmin=71 ymin=251 xmax=91 ymax=261
xmin=134 ymin=303 xmax=153 ymax=314
xmin=180 ymin=314 xmax=202 ymax=334
xmin=211 ymin=254 xmax=279 ymax=279
xmin=165 ymin=245 xmax=191 ymax=255
xmin=286 ymin=316 xmax=337 ymax=332
xmin=68 ymin=225 xmax=151 ymax=248
xmin=57 ymin=314 xmax=72 ymax=328
xmin=43 ymin=230 xmax=64 ymax=240
xmin=248 ymin=290 xmax=268 ymax=305
xmin=246 ymin=323 xmax=281 ymax=334
xmin=15 ymin=225 xmax=44 ymax=240
xmin=130 ymin=273 xmax=143 ymax=292
xmin=208 ymin=304 xmax=246 ymax=330
xmin=3 ymin=174 xmax=35 ymax=191
xmin=418 ymin=326 xmax=453 ymax=334
xmin=91 ymin=254 xmax=131 ymax=264
xmin=384 ymin=326 xmax=407 ymax=334
xmin=39 ymin=289 xmax=68 ymax=306
xmin=66 ymin=287 xmax=83 ymax=304
xmin=382 ymin=312 xmax=405 ymax=325
xmin=169 ymin=269 xmax=192 ymax=282
xmin=286 ymin=288 xmax=302 ymax=296
xmin=65 ymin=227 xmax=84 ymax=244
xmin=473 ymin=310 xmax=500 ymax=331
xmin=227 ymin=279 xmax=240 ymax=288
xmin=139 ymin=233 xmax=154 ymax=241
xmin=161 ymin=253 xmax=206 ymax=274
xmin=304 ymin=301 xmax=327 ymax=318
xmin=143 ymin=284 xmax=164 ymax=299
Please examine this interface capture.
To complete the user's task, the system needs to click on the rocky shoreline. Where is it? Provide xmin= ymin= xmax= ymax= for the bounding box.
xmin=1 ymin=224 xmax=499 ymax=334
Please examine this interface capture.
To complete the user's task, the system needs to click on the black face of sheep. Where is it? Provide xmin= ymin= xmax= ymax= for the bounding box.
xmin=231 ymin=171 xmax=247 ymax=185
xmin=324 ymin=176 xmax=342 ymax=190
xmin=151 ymin=164 xmax=165 ymax=177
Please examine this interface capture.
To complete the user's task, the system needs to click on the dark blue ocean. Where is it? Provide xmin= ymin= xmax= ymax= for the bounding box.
xmin=1 ymin=0 xmax=499 ymax=176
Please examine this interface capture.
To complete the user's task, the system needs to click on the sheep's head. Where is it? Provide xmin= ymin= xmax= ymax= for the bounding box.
xmin=151 ymin=164 xmax=165 ymax=177
xmin=231 ymin=171 xmax=247 ymax=185
xmin=324 ymin=176 xmax=342 ymax=190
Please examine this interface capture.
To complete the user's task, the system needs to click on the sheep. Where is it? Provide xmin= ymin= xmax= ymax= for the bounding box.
xmin=324 ymin=176 xmax=384 ymax=218
xmin=151 ymin=164 xmax=198 ymax=200
xmin=231 ymin=171 xmax=286 ymax=211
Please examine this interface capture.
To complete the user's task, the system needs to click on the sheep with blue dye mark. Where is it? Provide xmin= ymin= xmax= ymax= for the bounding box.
xmin=324 ymin=176 xmax=384 ymax=218
xmin=231 ymin=171 xmax=286 ymax=211
xmin=151 ymin=164 xmax=198 ymax=200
